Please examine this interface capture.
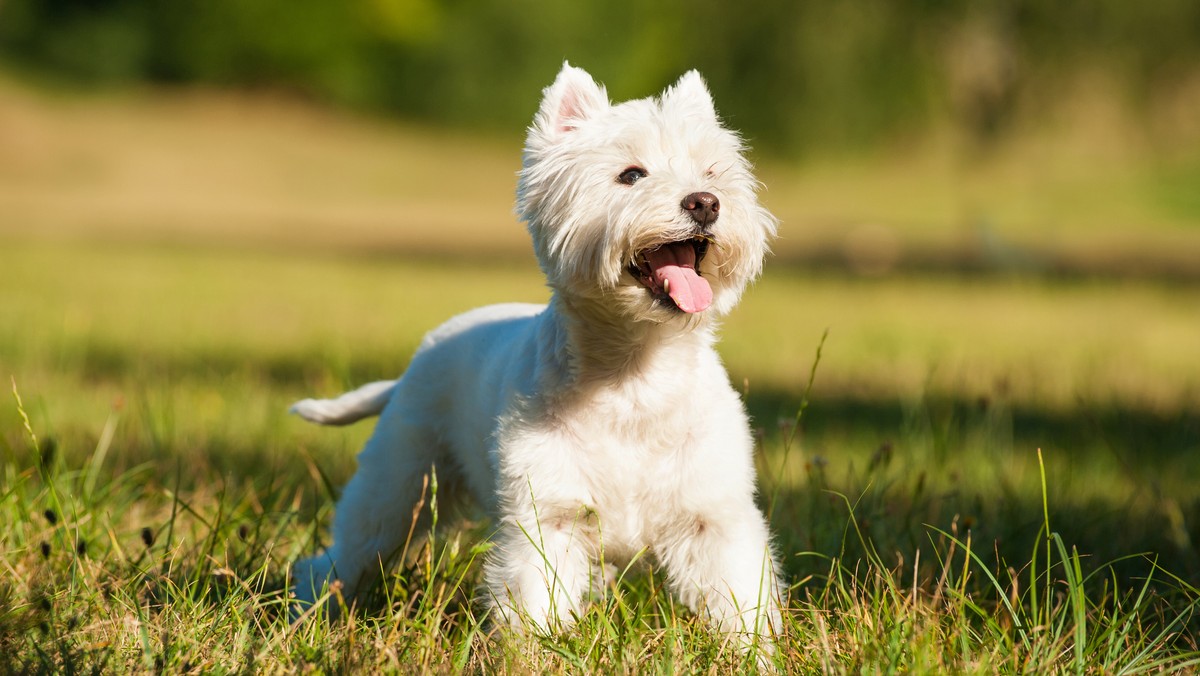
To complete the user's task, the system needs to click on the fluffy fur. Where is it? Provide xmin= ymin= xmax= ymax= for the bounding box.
xmin=291 ymin=63 xmax=781 ymax=642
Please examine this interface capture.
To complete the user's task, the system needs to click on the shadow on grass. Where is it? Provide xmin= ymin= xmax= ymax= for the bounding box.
xmin=743 ymin=386 xmax=1200 ymax=589
xmin=68 ymin=339 xmax=403 ymax=390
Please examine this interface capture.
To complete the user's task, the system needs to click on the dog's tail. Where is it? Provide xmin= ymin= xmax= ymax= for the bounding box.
xmin=289 ymin=379 xmax=397 ymax=426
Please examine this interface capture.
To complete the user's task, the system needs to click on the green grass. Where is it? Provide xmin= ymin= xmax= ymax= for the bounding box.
xmin=2 ymin=78 xmax=1199 ymax=671
xmin=4 ymin=347 xmax=1199 ymax=672
xmin=3 ymin=237 xmax=1199 ymax=672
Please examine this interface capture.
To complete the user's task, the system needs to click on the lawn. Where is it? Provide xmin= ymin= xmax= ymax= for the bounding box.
xmin=2 ymin=80 xmax=1199 ymax=672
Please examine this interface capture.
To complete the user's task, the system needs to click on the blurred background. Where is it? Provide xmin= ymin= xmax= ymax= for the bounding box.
xmin=1 ymin=0 xmax=1199 ymax=572
xmin=4 ymin=0 xmax=1200 ymax=263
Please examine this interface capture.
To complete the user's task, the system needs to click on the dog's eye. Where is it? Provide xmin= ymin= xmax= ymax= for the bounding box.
xmin=617 ymin=167 xmax=648 ymax=186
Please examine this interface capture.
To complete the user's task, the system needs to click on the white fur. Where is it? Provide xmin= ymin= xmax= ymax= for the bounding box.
xmin=291 ymin=63 xmax=782 ymax=643
xmin=289 ymin=379 xmax=395 ymax=425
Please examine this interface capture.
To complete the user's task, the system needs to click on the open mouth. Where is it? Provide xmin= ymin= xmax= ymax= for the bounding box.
xmin=627 ymin=234 xmax=714 ymax=314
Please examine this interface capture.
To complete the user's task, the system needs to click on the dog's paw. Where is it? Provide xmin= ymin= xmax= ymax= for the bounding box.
xmin=290 ymin=553 xmax=339 ymax=623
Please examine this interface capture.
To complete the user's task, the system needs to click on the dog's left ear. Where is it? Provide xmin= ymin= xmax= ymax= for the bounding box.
xmin=663 ymin=70 xmax=719 ymax=123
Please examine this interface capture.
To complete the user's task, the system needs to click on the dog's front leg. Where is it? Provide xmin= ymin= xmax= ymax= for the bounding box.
xmin=485 ymin=502 xmax=594 ymax=635
xmin=655 ymin=506 xmax=782 ymax=643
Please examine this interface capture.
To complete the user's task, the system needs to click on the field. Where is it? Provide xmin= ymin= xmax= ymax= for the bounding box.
xmin=2 ymin=79 xmax=1200 ymax=672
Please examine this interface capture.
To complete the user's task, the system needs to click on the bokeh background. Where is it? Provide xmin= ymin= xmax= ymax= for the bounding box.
xmin=2 ymin=1 xmax=1199 ymax=578
xmin=4 ymin=1 xmax=1200 ymax=270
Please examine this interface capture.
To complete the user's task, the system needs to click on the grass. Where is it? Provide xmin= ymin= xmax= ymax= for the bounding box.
xmin=6 ymin=239 xmax=1199 ymax=412
xmin=2 ymin=77 xmax=1199 ymax=671
xmin=4 ymin=335 xmax=1199 ymax=672
xmin=3 ymin=238 xmax=1199 ymax=671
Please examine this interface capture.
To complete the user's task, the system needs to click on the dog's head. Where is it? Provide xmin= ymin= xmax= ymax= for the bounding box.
xmin=518 ymin=63 xmax=777 ymax=323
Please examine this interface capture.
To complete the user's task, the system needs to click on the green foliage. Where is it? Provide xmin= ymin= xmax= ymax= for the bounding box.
xmin=3 ymin=0 xmax=1199 ymax=154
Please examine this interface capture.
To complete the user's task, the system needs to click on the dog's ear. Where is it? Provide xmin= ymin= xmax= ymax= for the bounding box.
xmin=534 ymin=62 xmax=609 ymax=139
xmin=663 ymin=70 xmax=719 ymax=123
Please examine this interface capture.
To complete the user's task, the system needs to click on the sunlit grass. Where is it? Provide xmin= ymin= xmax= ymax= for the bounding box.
xmin=732 ymin=270 xmax=1200 ymax=412
xmin=4 ymin=360 xmax=1198 ymax=672
xmin=3 ymin=237 xmax=1199 ymax=669
xmin=2 ymin=76 xmax=1199 ymax=671
xmin=6 ymin=239 xmax=1198 ymax=416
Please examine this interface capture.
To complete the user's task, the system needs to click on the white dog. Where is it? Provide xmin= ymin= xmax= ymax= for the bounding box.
xmin=291 ymin=63 xmax=781 ymax=642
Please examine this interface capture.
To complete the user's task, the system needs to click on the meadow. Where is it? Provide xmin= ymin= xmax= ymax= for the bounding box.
xmin=2 ymin=80 xmax=1199 ymax=672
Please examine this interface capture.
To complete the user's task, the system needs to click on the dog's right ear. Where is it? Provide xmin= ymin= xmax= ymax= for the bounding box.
xmin=533 ymin=62 xmax=609 ymax=140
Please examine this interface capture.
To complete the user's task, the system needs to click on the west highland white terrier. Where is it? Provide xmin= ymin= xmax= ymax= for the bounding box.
xmin=291 ymin=63 xmax=781 ymax=643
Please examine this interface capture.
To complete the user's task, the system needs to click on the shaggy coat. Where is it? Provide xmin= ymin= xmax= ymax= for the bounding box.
xmin=291 ymin=63 xmax=781 ymax=642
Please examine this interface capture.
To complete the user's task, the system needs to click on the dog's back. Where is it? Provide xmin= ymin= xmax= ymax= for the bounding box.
xmin=289 ymin=302 xmax=546 ymax=426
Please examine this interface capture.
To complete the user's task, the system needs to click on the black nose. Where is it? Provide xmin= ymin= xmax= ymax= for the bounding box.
xmin=681 ymin=192 xmax=720 ymax=229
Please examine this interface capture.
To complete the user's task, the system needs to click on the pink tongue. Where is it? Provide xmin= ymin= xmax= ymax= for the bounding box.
xmin=644 ymin=243 xmax=713 ymax=313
